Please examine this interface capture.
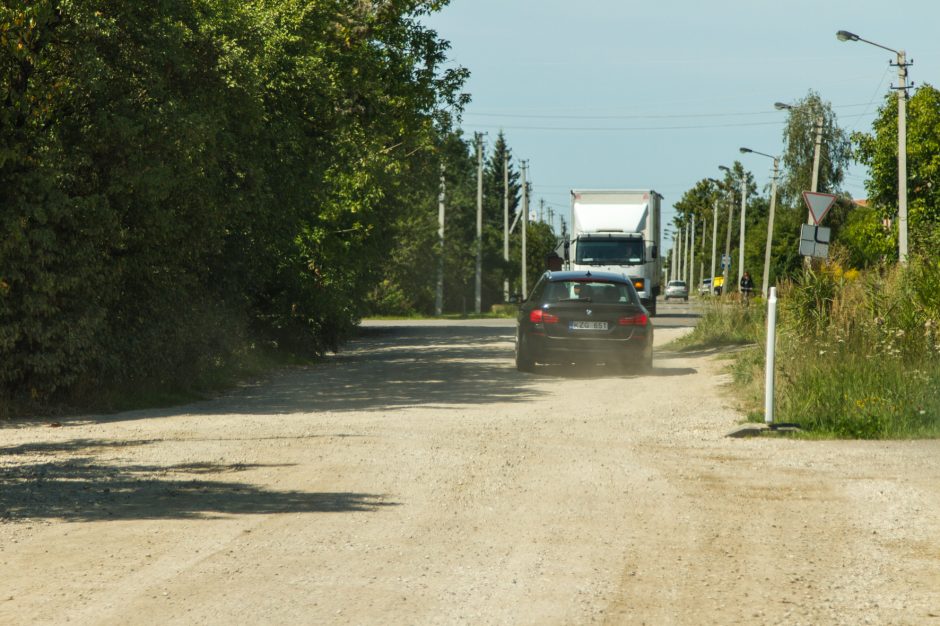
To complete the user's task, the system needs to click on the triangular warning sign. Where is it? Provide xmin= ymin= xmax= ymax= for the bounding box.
xmin=802 ymin=191 xmax=837 ymax=225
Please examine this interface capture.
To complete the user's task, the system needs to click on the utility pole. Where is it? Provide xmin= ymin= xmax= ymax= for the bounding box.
xmin=672 ymin=226 xmax=682 ymax=280
xmin=672 ymin=233 xmax=679 ymax=282
xmin=762 ymin=157 xmax=779 ymax=298
xmin=503 ymin=152 xmax=509 ymax=302
xmin=521 ymin=161 xmax=529 ymax=298
xmin=474 ymin=133 xmax=483 ymax=314
xmin=539 ymin=198 xmax=544 ymax=223
xmin=896 ymin=49 xmax=909 ymax=263
xmin=710 ymin=197 xmax=718 ymax=290
xmin=810 ymin=114 xmax=824 ymax=198
xmin=737 ymin=175 xmax=747 ymax=288
xmin=722 ymin=188 xmax=734 ymax=295
xmin=805 ymin=113 xmax=823 ymax=269
xmin=676 ymin=226 xmax=689 ymax=280
xmin=836 ymin=30 xmax=910 ymax=263
xmin=689 ymin=217 xmax=696 ymax=290
xmin=685 ymin=222 xmax=691 ymax=284
xmin=435 ymin=165 xmax=445 ymax=316
xmin=741 ymin=147 xmax=780 ymax=299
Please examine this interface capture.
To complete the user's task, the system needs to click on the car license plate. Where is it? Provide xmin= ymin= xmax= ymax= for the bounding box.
xmin=569 ymin=321 xmax=608 ymax=330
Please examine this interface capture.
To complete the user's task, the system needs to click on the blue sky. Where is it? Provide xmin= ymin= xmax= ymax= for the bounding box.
xmin=423 ymin=1 xmax=940 ymax=251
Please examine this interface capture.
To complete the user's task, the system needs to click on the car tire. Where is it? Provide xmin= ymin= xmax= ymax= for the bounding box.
xmin=641 ymin=343 xmax=654 ymax=373
xmin=515 ymin=334 xmax=536 ymax=373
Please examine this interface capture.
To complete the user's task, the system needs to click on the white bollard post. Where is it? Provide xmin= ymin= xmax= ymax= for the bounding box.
xmin=765 ymin=287 xmax=778 ymax=425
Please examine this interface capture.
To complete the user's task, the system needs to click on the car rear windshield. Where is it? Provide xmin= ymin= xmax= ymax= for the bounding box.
xmin=668 ymin=281 xmax=687 ymax=287
xmin=545 ymin=281 xmax=637 ymax=304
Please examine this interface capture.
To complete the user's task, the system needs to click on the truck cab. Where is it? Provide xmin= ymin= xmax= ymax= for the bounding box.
xmin=567 ymin=190 xmax=662 ymax=315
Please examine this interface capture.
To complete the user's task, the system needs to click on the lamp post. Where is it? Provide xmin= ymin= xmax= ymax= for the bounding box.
xmin=736 ymin=173 xmax=747 ymax=288
xmin=689 ymin=216 xmax=696 ymax=291
xmin=720 ymin=165 xmax=748 ymax=289
xmin=740 ymin=148 xmax=779 ymax=298
xmin=718 ymin=166 xmax=735 ymax=294
xmin=837 ymin=29 xmax=909 ymax=263
xmin=706 ymin=178 xmax=722 ymax=294
xmin=663 ymin=229 xmax=673 ymax=280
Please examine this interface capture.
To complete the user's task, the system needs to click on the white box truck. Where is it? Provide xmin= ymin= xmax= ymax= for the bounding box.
xmin=567 ymin=189 xmax=663 ymax=315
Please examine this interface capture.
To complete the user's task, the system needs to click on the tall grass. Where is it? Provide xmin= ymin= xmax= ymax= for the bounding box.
xmin=671 ymin=299 xmax=765 ymax=351
xmin=675 ymin=256 xmax=940 ymax=439
xmin=771 ymin=257 xmax=940 ymax=438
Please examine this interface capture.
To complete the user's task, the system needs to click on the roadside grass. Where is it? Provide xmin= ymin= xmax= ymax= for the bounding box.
xmin=692 ymin=258 xmax=940 ymax=439
xmin=773 ymin=343 xmax=940 ymax=438
xmin=668 ymin=299 xmax=764 ymax=351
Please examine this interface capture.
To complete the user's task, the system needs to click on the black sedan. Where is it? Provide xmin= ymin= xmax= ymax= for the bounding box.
xmin=515 ymin=270 xmax=654 ymax=373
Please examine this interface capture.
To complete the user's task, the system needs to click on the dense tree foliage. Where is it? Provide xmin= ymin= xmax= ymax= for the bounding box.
xmin=0 ymin=0 xmax=477 ymax=403
xmin=854 ymin=84 xmax=940 ymax=256
xmin=779 ymin=90 xmax=851 ymax=205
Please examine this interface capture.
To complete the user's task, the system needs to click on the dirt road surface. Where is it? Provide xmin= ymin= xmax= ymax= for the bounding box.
xmin=2 ymin=316 xmax=939 ymax=625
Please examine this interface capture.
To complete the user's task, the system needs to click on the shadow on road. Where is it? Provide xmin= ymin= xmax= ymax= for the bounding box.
xmin=179 ymin=325 xmax=533 ymax=417
xmin=0 ymin=439 xmax=396 ymax=522
xmin=37 ymin=325 xmax=538 ymax=425
xmin=524 ymin=364 xmax=697 ymax=379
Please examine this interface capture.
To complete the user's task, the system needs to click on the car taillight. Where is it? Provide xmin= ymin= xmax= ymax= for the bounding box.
xmin=530 ymin=309 xmax=559 ymax=324
xmin=618 ymin=313 xmax=648 ymax=326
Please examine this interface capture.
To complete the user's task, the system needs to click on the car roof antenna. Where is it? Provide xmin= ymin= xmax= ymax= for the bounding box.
xmin=586 ymin=270 xmax=592 ymax=277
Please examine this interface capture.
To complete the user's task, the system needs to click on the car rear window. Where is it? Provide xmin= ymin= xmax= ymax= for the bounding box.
xmin=546 ymin=281 xmax=636 ymax=304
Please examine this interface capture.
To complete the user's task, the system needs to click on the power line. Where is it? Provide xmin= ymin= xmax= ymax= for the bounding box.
xmin=463 ymin=102 xmax=877 ymax=121
xmin=463 ymin=120 xmax=786 ymax=132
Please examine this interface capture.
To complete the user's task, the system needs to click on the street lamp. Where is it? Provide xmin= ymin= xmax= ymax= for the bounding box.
xmin=740 ymin=147 xmax=780 ymax=298
xmin=705 ymin=178 xmax=722 ymax=294
xmin=837 ymin=29 xmax=910 ymax=263
xmin=721 ymin=165 xmax=748 ymax=289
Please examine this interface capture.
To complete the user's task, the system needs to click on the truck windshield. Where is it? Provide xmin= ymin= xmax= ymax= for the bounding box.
xmin=575 ymin=240 xmax=645 ymax=265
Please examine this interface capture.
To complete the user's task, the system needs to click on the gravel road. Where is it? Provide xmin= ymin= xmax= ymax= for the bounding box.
xmin=1 ymin=317 xmax=939 ymax=625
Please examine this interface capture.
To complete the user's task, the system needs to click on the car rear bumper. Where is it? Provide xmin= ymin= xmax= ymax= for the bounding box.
xmin=526 ymin=332 xmax=652 ymax=362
